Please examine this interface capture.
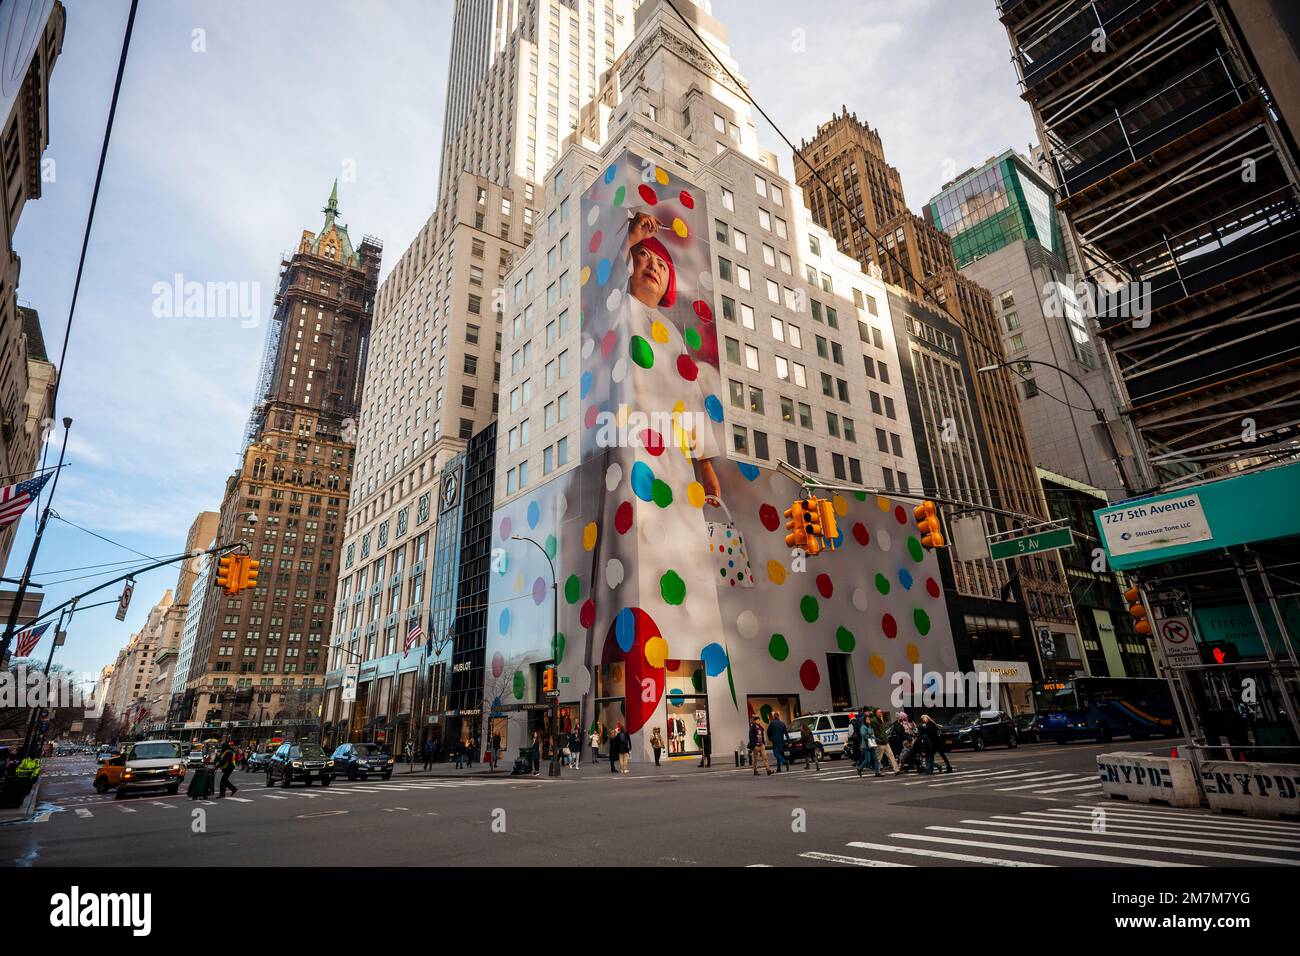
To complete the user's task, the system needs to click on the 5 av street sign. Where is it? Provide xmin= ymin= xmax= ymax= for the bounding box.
xmin=989 ymin=526 xmax=1074 ymax=561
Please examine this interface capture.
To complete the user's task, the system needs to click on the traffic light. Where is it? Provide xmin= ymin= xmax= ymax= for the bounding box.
xmin=804 ymin=495 xmax=827 ymax=555
xmin=817 ymin=499 xmax=839 ymax=552
xmin=1123 ymin=585 xmax=1152 ymax=635
xmin=214 ymin=555 xmax=236 ymax=593
xmin=541 ymin=666 xmax=557 ymax=693
xmin=913 ymin=500 xmax=944 ymax=550
xmin=1202 ymin=641 xmax=1239 ymax=665
xmin=240 ymin=558 xmax=261 ymax=593
xmin=784 ymin=501 xmax=809 ymax=551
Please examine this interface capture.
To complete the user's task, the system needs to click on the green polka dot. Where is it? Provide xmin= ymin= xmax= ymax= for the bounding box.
xmin=564 ymin=574 xmax=581 ymax=604
xmin=800 ymin=595 xmax=820 ymax=623
xmin=512 ymin=670 xmax=526 ymax=700
xmin=614 ymin=184 xmax=626 ymax=206
xmin=914 ymin=608 xmax=932 ymax=636
xmin=852 ymin=491 xmax=867 ymax=502
xmin=760 ymin=704 xmax=773 ymax=722
xmin=768 ymin=633 xmax=789 ymax=661
xmin=907 ymin=536 xmax=924 ymax=563
xmin=690 ymin=668 xmax=704 ymax=692
xmin=630 ymin=335 xmax=654 ymax=369
xmin=836 ymin=626 xmax=856 ymax=652
xmin=660 ymin=570 xmax=686 ymax=605
xmin=555 ymin=632 xmax=566 ymax=662
xmin=545 ymin=534 xmax=558 ymax=560
xmin=874 ymin=573 xmax=891 ymax=595
xmin=684 ymin=327 xmax=702 ymax=350
xmin=651 ymin=479 xmax=673 ymax=507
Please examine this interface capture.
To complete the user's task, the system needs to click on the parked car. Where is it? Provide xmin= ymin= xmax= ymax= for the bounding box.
xmin=265 ymin=742 xmax=334 ymax=787
xmin=95 ymin=740 xmax=187 ymax=798
xmin=783 ymin=713 xmax=854 ymax=761
xmin=941 ymin=711 xmax=1018 ymax=751
xmin=330 ymin=742 xmax=395 ymax=780
xmin=245 ymin=750 xmax=272 ymax=773
xmin=1014 ymin=713 xmax=1041 ymax=744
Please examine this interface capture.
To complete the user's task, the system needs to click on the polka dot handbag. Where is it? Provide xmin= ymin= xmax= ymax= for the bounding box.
xmin=705 ymin=496 xmax=754 ymax=588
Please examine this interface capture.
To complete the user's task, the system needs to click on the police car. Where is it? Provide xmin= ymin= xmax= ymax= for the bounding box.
xmin=785 ymin=712 xmax=854 ymax=760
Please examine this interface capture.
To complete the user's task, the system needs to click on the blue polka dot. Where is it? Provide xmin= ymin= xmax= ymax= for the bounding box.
xmin=631 ymin=461 xmax=655 ymax=501
xmin=615 ymin=607 xmax=636 ymax=652
xmin=738 ymin=462 xmax=760 ymax=481
xmin=580 ymin=371 xmax=593 ymax=399
xmin=701 ymin=642 xmax=728 ymax=677
xmin=831 ymin=527 xmax=844 ymax=549
xmin=596 ymin=258 xmax=612 ymax=285
xmin=704 ymin=394 xmax=723 ymax=423
xmin=604 ymin=164 xmax=617 ymax=184
xmin=499 ymin=608 xmax=511 ymax=634
xmin=668 ymin=689 xmax=685 ymax=706
xmin=527 ymin=500 xmax=541 ymax=529
xmin=898 ymin=568 xmax=914 ymax=590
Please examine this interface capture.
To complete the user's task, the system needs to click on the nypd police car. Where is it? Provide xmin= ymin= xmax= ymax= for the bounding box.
xmin=786 ymin=712 xmax=854 ymax=760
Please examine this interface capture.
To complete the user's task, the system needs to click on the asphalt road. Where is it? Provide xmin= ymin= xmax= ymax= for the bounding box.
xmin=5 ymin=739 xmax=1298 ymax=867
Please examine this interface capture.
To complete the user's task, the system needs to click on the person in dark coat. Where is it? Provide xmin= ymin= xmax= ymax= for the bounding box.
xmin=748 ymin=717 xmax=772 ymax=776
xmin=453 ymin=737 xmax=465 ymax=770
xmin=609 ymin=725 xmax=620 ymax=774
xmin=530 ymin=731 xmax=541 ymax=776
xmin=698 ymin=726 xmax=711 ymax=768
xmin=919 ymin=715 xmax=951 ymax=773
xmin=799 ymin=721 xmax=820 ymax=770
xmin=216 ymin=741 xmax=238 ymax=798
xmin=422 ymin=738 xmax=435 ymax=771
xmin=616 ymin=725 xmax=632 ymax=774
xmin=767 ymin=715 xmax=789 ymax=772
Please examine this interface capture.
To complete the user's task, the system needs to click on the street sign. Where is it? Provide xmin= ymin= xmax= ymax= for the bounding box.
xmin=989 ymin=526 xmax=1074 ymax=561
xmin=1156 ymin=616 xmax=1200 ymax=668
xmin=340 ymin=663 xmax=359 ymax=702
xmin=116 ymin=579 xmax=135 ymax=622
xmin=544 ymin=689 xmax=560 ymax=699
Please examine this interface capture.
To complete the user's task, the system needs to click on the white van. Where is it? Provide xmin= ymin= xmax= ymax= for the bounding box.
xmin=786 ymin=712 xmax=855 ymax=760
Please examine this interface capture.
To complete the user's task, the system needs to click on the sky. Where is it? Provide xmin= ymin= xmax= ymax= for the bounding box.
xmin=12 ymin=0 xmax=1033 ymax=680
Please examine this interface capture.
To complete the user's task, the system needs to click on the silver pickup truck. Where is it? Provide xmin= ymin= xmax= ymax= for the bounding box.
xmin=116 ymin=740 xmax=187 ymax=799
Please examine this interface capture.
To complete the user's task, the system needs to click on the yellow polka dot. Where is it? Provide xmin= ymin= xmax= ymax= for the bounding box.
xmin=767 ymin=560 xmax=787 ymax=585
xmin=645 ymin=636 xmax=669 ymax=669
xmin=833 ymin=493 xmax=849 ymax=517
xmin=650 ymin=320 xmax=670 ymax=343
xmin=869 ymin=654 xmax=886 ymax=677
xmin=686 ymin=482 xmax=705 ymax=508
xmin=906 ymin=643 xmax=921 ymax=664
xmin=514 ymin=573 xmax=526 ymax=593
xmin=655 ymin=167 xmax=669 ymax=185
xmin=876 ymin=495 xmax=892 ymax=512
xmin=580 ymin=265 xmax=591 ymax=286
xmin=582 ymin=522 xmax=598 ymax=551
xmin=672 ymin=399 xmax=686 ymax=414
xmin=671 ymin=217 xmax=688 ymax=238
xmin=616 ymin=403 xmax=632 ymax=427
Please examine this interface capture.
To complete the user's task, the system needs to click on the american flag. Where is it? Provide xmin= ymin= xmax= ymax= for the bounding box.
xmin=0 ymin=472 xmax=51 ymax=530
xmin=403 ymin=615 xmax=423 ymax=657
xmin=14 ymin=622 xmax=50 ymax=658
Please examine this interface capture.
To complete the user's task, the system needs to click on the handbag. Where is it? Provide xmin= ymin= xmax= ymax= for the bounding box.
xmin=705 ymin=496 xmax=754 ymax=588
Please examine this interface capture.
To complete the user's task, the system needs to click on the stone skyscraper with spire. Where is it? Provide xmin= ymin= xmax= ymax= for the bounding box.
xmin=172 ymin=186 xmax=382 ymax=735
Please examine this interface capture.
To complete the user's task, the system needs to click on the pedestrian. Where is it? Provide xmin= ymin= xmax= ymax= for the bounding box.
xmin=748 ymin=716 xmax=772 ymax=776
xmin=560 ymin=730 xmax=572 ymax=767
xmin=856 ymin=712 xmax=880 ymax=777
xmin=465 ymin=736 xmax=475 ymax=768
xmin=616 ymin=724 xmax=631 ymax=774
xmin=404 ymin=741 xmax=414 ymax=771
xmin=650 ymin=727 xmax=664 ymax=766
xmin=453 ymin=737 xmax=465 ymax=770
xmin=847 ymin=711 xmax=863 ymax=766
xmin=767 ymin=713 xmax=789 ymax=773
xmin=896 ymin=712 xmax=921 ymax=772
xmin=698 ymin=726 xmax=711 ymax=767
xmin=919 ymin=715 xmax=952 ymax=774
xmin=492 ymin=731 xmax=502 ymax=770
xmin=589 ymin=726 xmax=601 ymax=766
xmin=422 ymin=737 xmax=434 ymax=771
xmin=568 ymin=729 xmax=582 ymax=770
xmin=609 ymin=725 xmax=620 ymax=774
xmin=531 ymin=731 xmax=542 ymax=776
xmin=216 ymin=740 xmax=238 ymax=798
xmin=799 ymin=720 xmax=820 ymax=770
xmin=873 ymin=710 xmax=900 ymax=774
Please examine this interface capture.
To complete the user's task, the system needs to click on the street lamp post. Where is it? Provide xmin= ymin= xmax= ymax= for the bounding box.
xmin=511 ymin=534 xmax=560 ymax=776
xmin=977 ymin=359 xmax=1134 ymax=497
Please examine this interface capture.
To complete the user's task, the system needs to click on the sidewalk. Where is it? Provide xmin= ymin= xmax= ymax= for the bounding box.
xmin=386 ymin=751 xmax=760 ymax=780
xmin=0 ymin=775 xmax=43 ymax=824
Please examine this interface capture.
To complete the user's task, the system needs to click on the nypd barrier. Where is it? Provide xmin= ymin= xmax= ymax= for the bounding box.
xmin=1199 ymin=761 xmax=1300 ymax=819
xmin=1097 ymin=752 xmax=1200 ymax=808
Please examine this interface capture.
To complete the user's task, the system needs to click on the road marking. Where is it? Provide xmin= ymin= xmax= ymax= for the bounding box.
xmin=972 ymin=818 xmax=1300 ymax=854
xmin=1069 ymin=805 xmax=1300 ymax=833
xmin=33 ymin=811 xmax=51 ymax=823
xmin=222 ymin=797 xmax=253 ymax=803
xmin=1004 ymin=812 xmax=1300 ymax=844
xmin=261 ymin=795 xmax=288 ymax=800
xmin=74 ymin=809 xmax=92 ymax=818
xmin=846 ymin=840 xmax=1053 ymax=867
xmin=799 ymin=851 xmax=913 ymax=867
xmin=994 ymin=774 xmax=1089 ymax=791
xmin=924 ymin=770 xmax=1060 ymax=788
xmin=892 ymin=832 xmax=1197 ymax=866
xmin=926 ymin=825 xmax=1297 ymax=865
xmin=1033 ymin=783 xmax=1104 ymax=794
xmin=117 ymin=806 xmax=136 ymax=813
xmin=295 ymin=810 xmax=348 ymax=819
xmin=150 ymin=802 xmax=176 ymax=808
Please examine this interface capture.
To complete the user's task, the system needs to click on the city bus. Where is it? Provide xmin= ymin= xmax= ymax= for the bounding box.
xmin=1033 ymin=677 xmax=1179 ymax=743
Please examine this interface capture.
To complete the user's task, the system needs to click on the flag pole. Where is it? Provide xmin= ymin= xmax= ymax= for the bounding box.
xmin=0 ymin=418 xmax=72 ymax=672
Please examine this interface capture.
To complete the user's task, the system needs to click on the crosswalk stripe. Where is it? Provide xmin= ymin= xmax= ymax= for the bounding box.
xmin=926 ymin=770 xmax=1059 ymax=788
xmin=994 ymin=774 xmax=1086 ymax=791
xmin=149 ymin=802 xmax=177 ymax=808
xmin=846 ymin=840 xmax=1053 ymax=866
xmin=1033 ymin=783 xmax=1104 ymax=794
xmin=799 ymin=851 xmax=913 ymax=867
xmin=74 ymin=809 xmax=92 ymax=818
xmin=892 ymin=832 xmax=1197 ymax=866
xmin=1068 ymin=805 xmax=1300 ymax=833
xmin=898 ymin=767 xmax=1042 ymax=786
xmin=117 ymin=806 xmax=136 ymax=813
xmin=926 ymin=825 xmax=1298 ymax=865
xmin=976 ymin=816 xmax=1300 ymax=852
xmin=1020 ymin=811 xmax=1300 ymax=842
xmin=261 ymin=795 xmax=288 ymax=800
xmin=223 ymin=797 xmax=253 ymax=803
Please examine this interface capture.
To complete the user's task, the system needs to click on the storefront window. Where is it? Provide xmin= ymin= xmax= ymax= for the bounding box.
xmin=594 ymin=662 xmax=627 ymax=755
xmin=664 ymin=660 xmax=707 ymax=755
xmin=746 ymin=695 xmax=801 ymax=740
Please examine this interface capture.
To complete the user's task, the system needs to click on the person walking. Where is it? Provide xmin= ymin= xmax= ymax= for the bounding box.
xmin=568 ymin=730 xmax=582 ymax=771
xmin=608 ymin=725 xmax=620 ymax=774
xmin=422 ymin=737 xmax=435 ymax=771
xmin=453 ymin=737 xmax=465 ymax=770
xmin=847 ymin=711 xmax=864 ymax=766
xmin=856 ymin=713 xmax=880 ymax=776
xmin=492 ymin=731 xmax=503 ymax=771
xmin=919 ymin=715 xmax=952 ymax=774
xmin=216 ymin=740 xmax=238 ymax=798
xmin=404 ymin=741 xmax=414 ymax=772
xmin=698 ymin=725 xmax=711 ymax=767
xmin=799 ymin=720 xmax=820 ymax=770
xmin=872 ymin=710 xmax=901 ymax=774
xmin=616 ymin=725 xmax=631 ymax=774
xmin=464 ymin=736 xmax=476 ymax=768
xmin=748 ymin=717 xmax=772 ymax=776
xmin=896 ymin=713 xmax=921 ymax=773
xmin=530 ymin=731 xmax=542 ymax=776
xmin=767 ymin=714 xmax=789 ymax=773
xmin=650 ymin=727 xmax=664 ymax=766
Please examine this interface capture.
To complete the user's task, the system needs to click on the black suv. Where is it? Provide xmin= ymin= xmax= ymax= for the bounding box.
xmin=330 ymin=742 xmax=395 ymax=780
xmin=941 ymin=711 xmax=1019 ymax=751
xmin=265 ymin=742 xmax=334 ymax=787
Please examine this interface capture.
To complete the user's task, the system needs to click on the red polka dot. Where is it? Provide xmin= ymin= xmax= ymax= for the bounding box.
xmin=587 ymin=230 xmax=603 ymax=253
xmin=799 ymin=660 xmax=821 ymax=691
xmin=679 ymin=190 xmax=695 ymax=208
xmin=852 ymin=522 xmax=870 ymax=546
xmin=894 ymin=505 xmax=908 ymax=524
xmin=693 ymin=300 xmax=713 ymax=323
xmin=601 ymin=330 xmax=618 ymax=358
xmin=815 ymin=573 xmax=833 ymax=599
xmin=758 ymin=504 xmax=780 ymax=532
xmin=926 ymin=577 xmax=941 ymax=599
xmin=615 ymin=501 xmax=634 ymax=535
xmin=638 ymin=184 xmax=658 ymax=205
xmin=882 ymin=613 xmax=898 ymax=639
xmin=676 ymin=354 xmax=698 ymax=381
xmin=580 ymin=599 xmax=596 ymax=629
xmin=584 ymin=404 xmax=600 ymax=428
xmin=642 ymin=429 xmax=664 ymax=456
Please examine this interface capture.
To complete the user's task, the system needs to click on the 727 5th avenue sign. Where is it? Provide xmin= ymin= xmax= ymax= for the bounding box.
xmin=988 ymin=526 xmax=1074 ymax=561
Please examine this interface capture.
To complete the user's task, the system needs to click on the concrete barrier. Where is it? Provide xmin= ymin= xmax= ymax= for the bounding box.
xmin=1097 ymin=752 xmax=1200 ymax=808
xmin=1199 ymin=761 xmax=1300 ymax=819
